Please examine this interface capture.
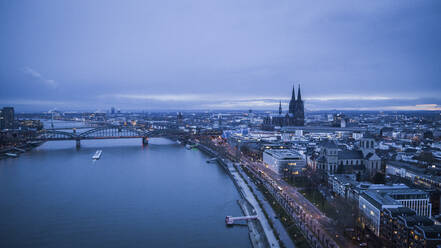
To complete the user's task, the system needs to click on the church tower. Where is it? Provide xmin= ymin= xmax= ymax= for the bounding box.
xmin=278 ymin=100 xmax=282 ymax=115
xmin=288 ymin=84 xmax=296 ymax=115
xmin=294 ymin=84 xmax=305 ymax=126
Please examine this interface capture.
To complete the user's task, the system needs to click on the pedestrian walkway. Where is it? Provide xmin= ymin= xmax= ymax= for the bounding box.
xmin=235 ymin=164 xmax=296 ymax=248
xmin=225 ymin=160 xmax=280 ymax=248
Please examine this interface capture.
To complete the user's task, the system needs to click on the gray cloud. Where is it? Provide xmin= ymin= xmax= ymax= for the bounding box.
xmin=22 ymin=67 xmax=57 ymax=88
xmin=0 ymin=1 xmax=440 ymax=111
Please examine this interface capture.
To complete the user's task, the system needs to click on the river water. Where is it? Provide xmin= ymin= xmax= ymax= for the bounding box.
xmin=0 ymin=121 xmax=251 ymax=248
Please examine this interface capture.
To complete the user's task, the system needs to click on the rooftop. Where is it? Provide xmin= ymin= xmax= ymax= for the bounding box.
xmin=320 ymin=140 xmax=338 ymax=149
xmin=387 ymin=160 xmax=426 ymax=174
xmin=384 ymin=207 xmax=416 ymax=218
xmin=360 ymin=190 xmax=401 ymax=210
xmin=338 ymin=149 xmax=364 ymax=160
xmin=264 ymin=149 xmax=304 ymax=160
xmin=398 ymin=215 xmax=434 ymax=227
xmin=415 ymin=225 xmax=441 ymax=240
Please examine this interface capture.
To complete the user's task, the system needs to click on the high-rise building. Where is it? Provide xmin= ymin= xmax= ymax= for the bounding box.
xmin=0 ymin=109 xmax=3 ymax=130
xmin=0 ymin=107 xmax=14 ymax=130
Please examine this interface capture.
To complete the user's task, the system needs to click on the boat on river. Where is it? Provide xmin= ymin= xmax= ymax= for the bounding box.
xmin=5 ymin=153 xmax=18 ymax=158
xmin=92 ymin=150 xmax=102 ymax=160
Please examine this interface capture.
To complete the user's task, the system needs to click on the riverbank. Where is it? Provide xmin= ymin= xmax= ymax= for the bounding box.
xmin=0 ymin=141 xmax=44 ymax=159
xmin=198 ymin=143 xmax=280 ymax=248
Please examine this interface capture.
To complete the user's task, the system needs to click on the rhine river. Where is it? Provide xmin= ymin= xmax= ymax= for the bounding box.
xmin=0 ymin=121 xmax=251 ymax=248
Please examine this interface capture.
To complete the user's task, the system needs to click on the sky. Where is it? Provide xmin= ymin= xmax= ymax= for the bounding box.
xmin=1 ymin=0 xmax=440 ymax=112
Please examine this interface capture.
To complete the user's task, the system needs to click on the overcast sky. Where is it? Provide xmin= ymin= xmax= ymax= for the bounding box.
xmin=1 ymin=0 xmax=440 ymax=112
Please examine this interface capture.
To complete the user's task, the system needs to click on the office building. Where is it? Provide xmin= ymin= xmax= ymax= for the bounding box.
xmin=0 ymin=107 xmax=14 ymax=130
xmin=263 ymin=149 xmax=306 ymax=176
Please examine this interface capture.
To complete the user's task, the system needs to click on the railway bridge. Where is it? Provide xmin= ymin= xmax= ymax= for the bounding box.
xmin=32 ymin=125 xmax=187 ymax=148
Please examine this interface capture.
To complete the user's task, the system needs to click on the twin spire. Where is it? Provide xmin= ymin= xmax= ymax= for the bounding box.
xmin=292 ymin=83 xmax=301 ymax=101
xmin=283 ymin=83 xmax=303 ymax=114
xmin=291 ymin=84 xmax=296 ymax=101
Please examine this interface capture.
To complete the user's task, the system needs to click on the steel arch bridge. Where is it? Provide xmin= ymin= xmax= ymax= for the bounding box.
xmin=33 ymin=125 xmax=173 ymax=147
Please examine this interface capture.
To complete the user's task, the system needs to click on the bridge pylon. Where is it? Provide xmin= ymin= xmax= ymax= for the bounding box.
xmin=76 ymin=139 xmax=81 ymax=148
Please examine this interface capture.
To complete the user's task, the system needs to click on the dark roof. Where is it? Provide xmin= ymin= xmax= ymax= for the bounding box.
xmin=399 ymin=215 xmax=434 ymax=228
xmin=387 ymin=160 xmax=425 ymax=174
xmin=317 ymin=156 xmax=327 ymax=163
xmin=353 ymin=163 xmax=365 ymax=171
xmin=381 ymin=127 xmax=394 ymax=132
xmin=338 ymin=150 xmax=364 ymax=160
xmin=320 ymin=140 xmax=338 ymax=149
xmin=384 ymin=207 xmax=416 ymax=218
xmin=363 ymin=132 xmax=376 ymax=139
xmin=365 ymin=152 xmax=374 ymax=159
xmin=415 ymin=225 xmax=441 ymax=240
xmin=338 ymin=144 xmax=347 ymax=150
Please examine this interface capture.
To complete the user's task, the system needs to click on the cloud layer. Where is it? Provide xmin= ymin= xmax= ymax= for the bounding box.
xmin=0 ymin=1 xmax=440 ymax=111
xmin=22 ymin=67 xmax=57 ymax=88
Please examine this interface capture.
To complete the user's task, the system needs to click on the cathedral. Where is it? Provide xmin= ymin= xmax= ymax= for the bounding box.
xmin=263 ymin=85 xmax=305 ymax=129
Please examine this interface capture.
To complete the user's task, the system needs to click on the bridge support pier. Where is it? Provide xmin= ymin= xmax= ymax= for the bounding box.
xmin=142 ymin=137 xmax=149 ymax=145
xmin=76 ymin=139 xmax=81 ymax=149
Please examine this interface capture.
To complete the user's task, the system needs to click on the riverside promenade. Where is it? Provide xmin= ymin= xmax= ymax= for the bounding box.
xmin=198 ymin=143 xmax=280 ymax=248
xmin=235 ymin=163 xmax=296 ymax=248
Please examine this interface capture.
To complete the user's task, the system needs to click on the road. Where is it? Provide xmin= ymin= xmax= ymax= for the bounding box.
xmin=223 ymin=159 xmax=280 ymax=248
xmin=220 ymin=142 xmax=356 ymax=248
xmin=235 ymin=163 xmax=296 ymax=248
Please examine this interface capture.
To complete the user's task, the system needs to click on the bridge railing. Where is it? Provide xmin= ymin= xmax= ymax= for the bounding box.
xmin=33 ymin=126 xmax=185 ymax=141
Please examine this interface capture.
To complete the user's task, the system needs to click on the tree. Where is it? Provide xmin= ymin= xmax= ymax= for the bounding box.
xmin=240 ymin=145 xmax=250 ymax=154
xmin=372 ymin=172 xmax=385 ymax=184
xmin=356 ymin=172 xmax=361 ymax=182
xmin=336 ymin=163 xmax=345 ymax=174
xmin=413 ymin=151 xmax=435 ymax=165
xmin=424 ymin=131 xmax=434 ymax=140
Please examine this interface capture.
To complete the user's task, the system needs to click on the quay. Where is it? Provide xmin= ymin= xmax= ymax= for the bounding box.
xmin=197 ymin=143 xmax=280 ymax=248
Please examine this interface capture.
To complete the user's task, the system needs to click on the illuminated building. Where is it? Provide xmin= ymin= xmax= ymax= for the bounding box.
xmin=263 ymin=149 xmax=306 ymax=176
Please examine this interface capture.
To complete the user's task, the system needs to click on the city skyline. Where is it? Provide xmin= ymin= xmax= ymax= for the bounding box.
xmin=1 ymin=1 xmax=441 ymax=111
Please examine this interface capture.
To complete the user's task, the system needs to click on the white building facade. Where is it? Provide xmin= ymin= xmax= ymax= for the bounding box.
xmin=263 ymin=149 xmax=306 ymax=175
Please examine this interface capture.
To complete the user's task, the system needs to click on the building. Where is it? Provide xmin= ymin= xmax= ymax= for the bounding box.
xmin=380 ymin=206 xmax=441 ymax=248
xmin=412 ymin=225 xmax=441 ymax=248
xmin=0 ymin=107 xmax=14 ymax=130
xmin=316 ymin=137 xmax=382 ymax=177
xmin=396 ymin=215 xmax=435 ymax=248
xmin=333 ymin=113 xmax=347 ymax=127
xmin=386 ymin=160 xmax=441 ymax=191
xmin=359 ymin=186 xmax=433 ymax=238
xmin=263 ymin=149 xmax=306 ymax=176
xmin=386 ymin=160 xmax=441 ymax=215
xmin=386 ymin=188 xmax=432 ymax=217
xmin=328 ymin=174 xmax=358 ymax=200
xmin=359 ymin=190 xmax=402 ymax=236
xmin=263 ymin=85 xmax=305 ymax=128
xmin=381 ymin=207 xmax=417 ymax=247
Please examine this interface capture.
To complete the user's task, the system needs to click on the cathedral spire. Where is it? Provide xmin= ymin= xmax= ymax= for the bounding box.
xmin=291 ymin=84 xmax=296 ymax=101
xmin=289 ymin=84 xmax=296 ymax=114
xmin=297 ymin=84 xmax=302 ymax=101
xmin=279 ymin=100 xmax=282 ymax=115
